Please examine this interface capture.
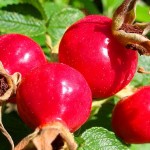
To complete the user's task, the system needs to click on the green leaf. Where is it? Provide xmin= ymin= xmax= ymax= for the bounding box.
xmin=32 ymin=34 xmax=46 ymax=46
xmin=71 ymin=0 xmax=100 ymax=14
xmin=77 ymin=127 xmax=129 ymax=150
xmin=131 ymin=55 xmax=150 ymax=87
xmin=69 ymin=0 xmax=84 ymax=9
xmin=0 ymin=10 xmax=46 ymax=36
xmin=54 ymin=0 xmax=69 ymax=5
xmin=47 ymin=7 xmax=85 ymax=45
xmin=0 ymin=0 xmax=20 ymax=8
xmin=43 ymin=2 xmax=65 ymax=20
xmin=32 ymin=34 xmax=51 ymax=59
xmin=75 ymin=99 xmax=115 ymax=136
xmin=130 ymin=143 xmax=150 ymax=150
xmin=136 ymin=2 xmax=150 ymax=22
xmin=20 ymin=0 xmax=47 ymax=19
xmin=101 ymin=0 xmax=123 ymax=17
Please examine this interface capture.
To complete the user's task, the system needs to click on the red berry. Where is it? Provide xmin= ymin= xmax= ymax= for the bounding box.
xmin=112 ymin=86 xmax=150 ymax=144
xmin=0 ymin=34 xmax=47 ymax=77
xmin=58 ymin=15 xmax=138 ymax=99
xmin=16 ymin=63 xmax=92 ymax=132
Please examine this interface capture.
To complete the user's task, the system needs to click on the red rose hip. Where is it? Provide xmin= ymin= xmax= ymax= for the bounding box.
xmin=15 ymin=63 xmax=92 ymax=149
xmin=0 ymin=33 xmax=47 ymax=103
xmin=17 ymin=62 xmax=92 ymax=131
xmin=58 ymin=15 xmax=138 ymax=99
xmin=0 ymin=33 xmax=47 ymax=77
xmin=112 ymin=86 xmax=150 ymax=144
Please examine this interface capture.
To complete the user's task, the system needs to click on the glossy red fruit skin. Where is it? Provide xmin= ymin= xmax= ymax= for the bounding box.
xmin=0 ymin=34 xmax=47 ymax=77
xmin=59 ymin=15 xmax=138 ymax=99
xmin=112 ymin=86 xmax=150 ymax=144
xmin=16 ymin=63 xmax=92 ymax=132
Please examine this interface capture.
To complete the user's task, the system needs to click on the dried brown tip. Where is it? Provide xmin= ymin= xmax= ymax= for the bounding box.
xmin=137 ymin=66 xmax=150 ymax=74
xmin=0 ymin=61 xmax=21 ymax=102
xmin=111 ymin=0 xmax=150 ymax=55
xmin=0 ymin=61 xmax=22 ymax=150
xmin=14 ymin=121 xmax=78 ymax=150
xmin=0 ymin=106 xmax=15 ymax=150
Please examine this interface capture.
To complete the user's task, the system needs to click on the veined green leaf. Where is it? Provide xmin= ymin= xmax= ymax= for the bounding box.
xmin=0 ymin=10 xmax=46 ymax=36
xmin=131 ymin=55 xmax=150 ymax=87
xmin=47 ymin=7 xmax=85 ymax=45
xmin=43 ymin=2 xmax=65 ymax=20
xmin=0 ymin=0 xmax=20 ymax=8
xmin=20 ymin=0 xmax=47 ymax=19
xmin=78 ymin=127 xmax=129 ymax=150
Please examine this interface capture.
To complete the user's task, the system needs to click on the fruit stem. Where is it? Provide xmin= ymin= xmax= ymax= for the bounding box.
xmin=137 ymin=66 xmax=150 ymax=74
xmin=92 ymin=99 xmax=108 ymax=108
xmin=14 ymin=121 xmax=78 ymax=150
xmin=115 ymin=85 xmax=136 ymax=98
xmin=111 ymin=0 xmax=150 ymax=55
xmin=46 ymin=34 xmax=59 ymax=62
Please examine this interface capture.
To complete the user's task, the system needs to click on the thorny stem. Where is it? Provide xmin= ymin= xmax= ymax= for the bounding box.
xmin=112 ymin=0 xmax=150 ymax=55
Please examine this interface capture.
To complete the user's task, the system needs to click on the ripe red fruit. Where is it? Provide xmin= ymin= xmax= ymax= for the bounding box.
xmin=112 ymin=86 xmax=150 ymax=144
xmin=16 ymin=62 xmax=92 ymax=132
xmin=58 ymin=15 xmax=138 ymax=99
xmin=0 ymin=34 xmax=47 ymax=77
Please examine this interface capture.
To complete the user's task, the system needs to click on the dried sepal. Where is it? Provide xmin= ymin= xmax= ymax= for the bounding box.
xmin=137 ymin=66 xmax=150 ymax=74
xmin=0 ymin=61 xmax=21 ymax=150
xmin=0 ymin=61 xmax=21 ymax=102
xmin=111 ymin=0 xmax=150 ymax=55
xmin=14 ymin=121 xmax=78 ymax=150
xmin=0 ymin=106 xmax=14 ymax=150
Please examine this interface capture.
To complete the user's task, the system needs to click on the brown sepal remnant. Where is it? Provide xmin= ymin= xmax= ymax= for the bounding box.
xmin=0 ymin=74 xmax=9 ymax=96
xmin=0 ymin=61 xmax=21 ymax=150
xmin=14 ymin=121 xmax=78 ymax=150
xmin=111 ymin=0 xmax=150 ymax=55
xmin=137 ymin=66 xmax=150 ymax=74
xmin=119 ymin=24 xmax=143 ymax=34
xmin=0 ymin=61 xmax=21 ymax=102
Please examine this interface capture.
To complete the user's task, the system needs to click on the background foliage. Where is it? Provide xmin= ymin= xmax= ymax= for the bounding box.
xmin=0 ymin=0 xmax=150 ymax=149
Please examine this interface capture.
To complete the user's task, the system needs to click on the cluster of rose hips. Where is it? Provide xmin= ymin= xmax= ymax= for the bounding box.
xmin=0 ymin=0 xmax=150 ymax=149
xmin=0 ymin=34 xmax=92 ymax=149
xmin=58 ymin=14 xmax=150 ymax=145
